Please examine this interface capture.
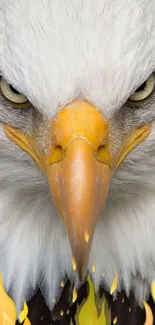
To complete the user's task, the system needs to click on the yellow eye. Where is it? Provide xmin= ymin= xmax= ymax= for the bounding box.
xmin=128 ymin=74 xmax=155 ymax=102
xmin=0 ymin=77 xmax=30 ymax=108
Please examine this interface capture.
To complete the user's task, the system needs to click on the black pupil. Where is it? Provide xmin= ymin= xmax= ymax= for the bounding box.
xmin=9 ymin=85 xmax=20 ymax=95
xmin=136 ymin=82 xmax=146 ymax=92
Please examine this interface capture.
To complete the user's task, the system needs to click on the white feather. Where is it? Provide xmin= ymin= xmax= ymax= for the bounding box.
xmin=0 ymin=0 xmax=155 ymax=116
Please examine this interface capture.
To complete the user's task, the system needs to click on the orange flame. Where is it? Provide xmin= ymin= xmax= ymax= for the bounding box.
xmin=110 ymin=273 xmax=118 ymax=295
xmin=0 ymin=275 xmax=31 ymax=325
xmin=143 ymin=301 xmax=154 ymax=325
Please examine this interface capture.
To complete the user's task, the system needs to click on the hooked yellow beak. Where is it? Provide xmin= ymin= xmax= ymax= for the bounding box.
xmin=4 ymin=100 xmax=151 ymax=280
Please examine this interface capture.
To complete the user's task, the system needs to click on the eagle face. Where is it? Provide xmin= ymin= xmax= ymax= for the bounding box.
xmin=0 ymin=0 xmax=155 ymax=312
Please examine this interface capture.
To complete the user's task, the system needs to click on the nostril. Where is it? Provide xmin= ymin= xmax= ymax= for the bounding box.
xmin=50 ymin=145 xmax=63 ymax=164
xmin=97 ymin=145 xmax=107 ymax=156
xmin=96 ymin=145 xmax=111 ymax=165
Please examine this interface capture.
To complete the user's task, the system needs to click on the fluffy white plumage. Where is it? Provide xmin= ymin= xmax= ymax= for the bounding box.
xmin=0 ymin=0 xmax=155 ymax=313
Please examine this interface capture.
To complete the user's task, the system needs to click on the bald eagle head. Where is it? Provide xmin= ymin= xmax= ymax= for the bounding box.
xmin=0 ymin=0 xmax=155 ymax=313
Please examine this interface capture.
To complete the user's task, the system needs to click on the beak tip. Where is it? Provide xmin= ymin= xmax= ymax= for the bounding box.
xmin=77 ymin=267 xmax=87 ymax=282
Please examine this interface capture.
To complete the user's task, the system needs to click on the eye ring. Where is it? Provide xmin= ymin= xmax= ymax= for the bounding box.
xmin=128 ymin=74 xmax=155 ymax=103
xmin=0 ymin=77 xmax=30 ymax=108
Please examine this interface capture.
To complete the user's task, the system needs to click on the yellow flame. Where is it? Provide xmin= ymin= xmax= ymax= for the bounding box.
xmin=110 ymin=273 xmax=118 ymax=295
xmin=23 ymin=318 xmax=31 ymax=325
xmin=151 ymin=280 xmax=155 ymax=302
xmin=72 ymin=257 xmax=77 ymax=271
xmin=60 ymin=310 xmax=64 ymax=317
xmin=113 ymin=316 xmax=117 ymax=324
xmin=0 ymin=313 xmax=14 ymax=325
xmin=74 ymin=276 xmax=111 ymax=325
xmin=72 ymin=288 xmax=78 ymax=303
xmin=84 ymin=230 xmax=90 ymax=243
xmin=19 ymin=302 xmax=28 ymax=323
xmin=143 ymin=301 xmax=154 ymax=325
xmin=60 ymin=280 xmax=65 ymax=288
xmin=92 ymin=261 xmax=96 ymax=273
xmin=0 ymin=274 xmax=31 ymax=325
